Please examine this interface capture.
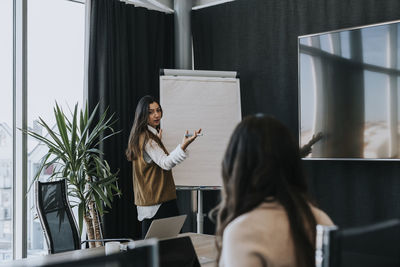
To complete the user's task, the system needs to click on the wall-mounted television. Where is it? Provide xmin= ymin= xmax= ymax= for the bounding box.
xmin=299 ymin=20 xmax=400 ymax=160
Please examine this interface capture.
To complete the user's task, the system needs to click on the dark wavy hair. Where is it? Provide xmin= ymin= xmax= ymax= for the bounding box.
xmin=215 ymin=115 xmax=317 ymax=267
xmin=126 ymin=95 xmax=163 ymax=161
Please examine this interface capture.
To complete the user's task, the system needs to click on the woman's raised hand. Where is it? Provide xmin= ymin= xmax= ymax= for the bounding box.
xmin=181 ymin=128 xmax=202 ymax=151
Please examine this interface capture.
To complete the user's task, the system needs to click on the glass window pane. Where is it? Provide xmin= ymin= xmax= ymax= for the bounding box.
xmin=0 ymin=0 xmax=14 ymax=261
xmin=362 ymin=25 xmax=388 ymax=68
xmin=363 ymin=71 xmax=389 ymax=158
xmin=27 ymin=0 xmax=85 ymax=256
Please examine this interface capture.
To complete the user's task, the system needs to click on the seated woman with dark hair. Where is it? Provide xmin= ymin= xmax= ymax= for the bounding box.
xmin=216 ymin=115 xmax=334 ymax=267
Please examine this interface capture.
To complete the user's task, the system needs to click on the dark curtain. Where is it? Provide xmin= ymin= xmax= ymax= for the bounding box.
xmin=192 ymin=0 xmax=400 ymax=228
xmin=88 ymin=0 xmax=174 ymax=239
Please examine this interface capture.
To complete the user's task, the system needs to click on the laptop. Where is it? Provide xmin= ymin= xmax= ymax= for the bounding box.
xmin=144 ymin=215 xmax=187 ymax=240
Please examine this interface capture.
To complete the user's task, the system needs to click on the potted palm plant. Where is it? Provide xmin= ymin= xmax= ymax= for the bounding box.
xmin=25 ymin=102 xmax=121 ymax=248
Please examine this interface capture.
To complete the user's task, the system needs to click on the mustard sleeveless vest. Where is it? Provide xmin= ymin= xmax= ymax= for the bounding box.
xmin=132 ymin=133 xmax=177 ymax=206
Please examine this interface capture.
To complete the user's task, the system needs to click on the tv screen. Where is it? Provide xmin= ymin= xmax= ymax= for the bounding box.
xmin=299 ymin=20 xmax=400 ymax=160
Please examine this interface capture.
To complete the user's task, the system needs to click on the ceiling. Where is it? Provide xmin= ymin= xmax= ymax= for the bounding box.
xmin=125 ymin=0 xmax=235 ymax=13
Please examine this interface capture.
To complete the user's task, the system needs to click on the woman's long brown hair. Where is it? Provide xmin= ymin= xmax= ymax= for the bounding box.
xmin=215 ymin=115 xmax=317 ymax=267
xmin=126 ymin=95 xmax=163 ymax=161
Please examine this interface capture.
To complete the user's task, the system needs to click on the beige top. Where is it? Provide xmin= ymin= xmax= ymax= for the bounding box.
xmin=219 ymin=201 xmax=334 ymax=267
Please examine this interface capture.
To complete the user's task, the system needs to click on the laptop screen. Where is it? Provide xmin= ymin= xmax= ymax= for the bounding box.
xmin=145 ymin=215 xmax=187 ymax=239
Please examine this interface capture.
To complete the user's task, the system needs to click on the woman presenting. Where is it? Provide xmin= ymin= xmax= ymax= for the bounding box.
xmin=126 ymin=95 xmax=201 ymax=238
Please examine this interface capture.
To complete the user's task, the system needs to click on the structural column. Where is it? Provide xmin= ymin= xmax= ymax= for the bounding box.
xmin=388 ymin=24 xmax=398 ymax=158
xmin=174 ymin=0 xmax=192 ymax=69
xmin=13 ymin=0 xmax=28 ymax=259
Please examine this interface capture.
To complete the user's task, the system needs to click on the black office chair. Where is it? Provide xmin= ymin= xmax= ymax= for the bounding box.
xmin=316 ymin=219 xmax=400 ymax=267
xmin=35 ymin=179 xmax=133 ymax=254
xmin=43 ymin=238 xmax=159 ymax=267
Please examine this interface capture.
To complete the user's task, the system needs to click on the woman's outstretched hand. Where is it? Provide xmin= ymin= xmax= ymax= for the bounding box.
xmin=181 ymin=128 xmax=202 ymax=151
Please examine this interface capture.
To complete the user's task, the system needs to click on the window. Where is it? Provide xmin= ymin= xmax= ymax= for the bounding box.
xmin=27 ymin=0 xmax=85 ymax=256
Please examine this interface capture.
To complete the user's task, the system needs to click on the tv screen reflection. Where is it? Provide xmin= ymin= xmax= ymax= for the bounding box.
xmin=299 ymin=20 xmax=400 ymax=159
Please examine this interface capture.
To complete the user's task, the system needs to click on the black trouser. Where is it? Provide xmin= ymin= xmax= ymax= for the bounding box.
xmin=141 ymin=199 xmax=179 ymax=239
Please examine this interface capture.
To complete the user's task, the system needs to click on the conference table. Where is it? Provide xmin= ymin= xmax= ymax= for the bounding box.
xmin=0 ymin=233 xmax=217 ymax=267
xmin=181 ymin=233 xmax=217 ymax=266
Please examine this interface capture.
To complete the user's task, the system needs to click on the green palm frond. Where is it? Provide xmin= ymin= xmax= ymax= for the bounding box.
xmin=22 ymin=101 xmax=121 ymax=233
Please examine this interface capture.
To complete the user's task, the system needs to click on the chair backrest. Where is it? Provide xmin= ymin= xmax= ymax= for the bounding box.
xmin=36 ymin=179 xmax=81 ymax=254
xmin=44 ymin=238 xmax=159 ymax=267
xmin=316 ymin=219 xmax=400 ymax=267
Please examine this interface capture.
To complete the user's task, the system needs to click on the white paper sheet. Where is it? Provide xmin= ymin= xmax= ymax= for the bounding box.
xmin=160 ymin=75 xmax=241 ymax=186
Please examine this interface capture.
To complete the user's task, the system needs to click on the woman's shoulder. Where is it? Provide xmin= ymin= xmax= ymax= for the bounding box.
xmin=224 ymin=202 xmax=286 ymax=237
xmin=224 ymin=201 xmax=334 ymax=238
xmin=221 ymin=202 xmax=291 ymax=266
xmin=138 ymin=131 xmax=147 ymax=142
xmin=139 ymin=131 xmax=156 ymax=146
xmin=310 ymin=204 xmax=334 ymax=226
